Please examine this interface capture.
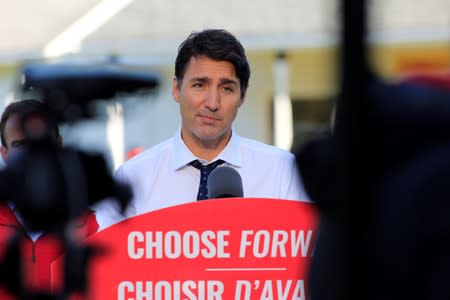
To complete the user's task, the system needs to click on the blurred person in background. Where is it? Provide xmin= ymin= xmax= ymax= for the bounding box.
xmin=0 ymin=99 xmax=99 ymax=298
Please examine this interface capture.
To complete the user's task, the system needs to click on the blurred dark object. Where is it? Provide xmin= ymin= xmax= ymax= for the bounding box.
xmin=0 ymin=140 xmax=131 ymax=232
xmin=0 ymin=60 xmax=160 ymax=299
xmin=0 ymin=132 xmax=130 ymax=300
xmin=295 ymin=0 xmax=450 ymax=299
xmin=19 ymin=62 xmax=160 ymax=122
xmin=298 ymin=77 xmax=450 ymax=300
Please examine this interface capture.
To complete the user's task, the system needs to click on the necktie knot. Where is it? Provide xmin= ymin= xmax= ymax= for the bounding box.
xmin=190 ymin=159 xmax=225 ymax=200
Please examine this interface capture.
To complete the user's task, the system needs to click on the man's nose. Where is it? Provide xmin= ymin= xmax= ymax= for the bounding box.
xmin=204 ymin=89 xmax=220 ymax=112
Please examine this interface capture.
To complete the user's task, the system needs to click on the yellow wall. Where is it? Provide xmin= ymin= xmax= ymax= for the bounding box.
xmin=247 ymin=40 xmax=449 ymax=103
xmin=243 ymin=41 xmax=449 ymax=144
xmin=248 ymin=49 xmax=339 ymax=102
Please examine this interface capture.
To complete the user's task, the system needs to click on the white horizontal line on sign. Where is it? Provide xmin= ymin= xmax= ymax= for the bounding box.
xmin=205 ymin=268 xmax=287 ymax=271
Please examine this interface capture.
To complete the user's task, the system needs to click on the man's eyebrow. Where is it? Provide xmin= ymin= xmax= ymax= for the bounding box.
xmin=219 ymin=78 xmax=239 ymax=86
xmin=188 ymin=77 xmax=238 ymax=85
xmin=189 ymin=76 xmax=209 ymax=83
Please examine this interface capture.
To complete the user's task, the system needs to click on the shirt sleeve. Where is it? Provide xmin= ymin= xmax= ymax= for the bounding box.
xmin=285 ymin=153 xmax=311 ymax=202
xmin=94 ymin=165 xmax=136 ymax=231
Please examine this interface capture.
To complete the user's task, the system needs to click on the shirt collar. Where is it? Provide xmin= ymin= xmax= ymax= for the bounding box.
xmin=171 ymin=127 xmax=243 ymax=170
xmin=8 ymin=201 xmax=16 ymax=210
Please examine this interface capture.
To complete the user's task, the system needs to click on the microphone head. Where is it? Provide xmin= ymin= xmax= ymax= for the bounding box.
xmin=207 ymin=166 xmax=244 ymax=199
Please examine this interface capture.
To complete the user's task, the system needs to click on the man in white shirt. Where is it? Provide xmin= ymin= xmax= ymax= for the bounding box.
xmin=96 ymin=29 xmax=309 ymax=230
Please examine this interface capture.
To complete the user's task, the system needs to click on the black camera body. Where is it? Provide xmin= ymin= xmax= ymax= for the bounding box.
xmin=0 ymin=61 xmax=160 ymax=299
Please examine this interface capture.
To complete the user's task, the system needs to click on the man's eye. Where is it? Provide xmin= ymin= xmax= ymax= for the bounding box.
xmin=12 ymin=141 xmax=29 ymax=149
xmin=193 ymin=82 xmax=204 ymax=88
xmin=223 ymin=86 xmax=234 ymax=93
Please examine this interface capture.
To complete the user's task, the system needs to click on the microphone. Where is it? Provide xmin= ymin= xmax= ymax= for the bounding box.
xmin=207 ymin=166 xmax=244 ymax=199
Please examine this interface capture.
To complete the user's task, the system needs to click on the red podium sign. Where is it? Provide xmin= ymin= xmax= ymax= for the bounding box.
xmin=55 ymin=198 xmax=318 ymax=299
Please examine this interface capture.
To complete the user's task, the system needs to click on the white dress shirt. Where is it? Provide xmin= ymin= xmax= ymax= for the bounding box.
xmin=95 ymin=129 xmax=309 ymax=230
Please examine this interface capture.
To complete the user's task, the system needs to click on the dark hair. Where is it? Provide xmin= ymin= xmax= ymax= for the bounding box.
xmin=0 ymin=99 xmax=60 ymax=147
xmin=175 ymin=29 xmax=251 ymax=98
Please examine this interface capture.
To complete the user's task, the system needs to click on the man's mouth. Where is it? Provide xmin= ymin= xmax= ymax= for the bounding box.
xmin=198 ymin=114 xmax=220 ymax=123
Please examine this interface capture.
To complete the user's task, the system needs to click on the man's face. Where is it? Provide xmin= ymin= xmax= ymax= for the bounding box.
xmin=172 ymin=55 xmax=245 ymax=150
xmin=1 ymin=113 xmax=27 ymax=163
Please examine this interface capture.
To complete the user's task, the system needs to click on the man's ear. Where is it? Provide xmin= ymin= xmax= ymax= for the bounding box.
xmin=172 ymin=77 xmax=181 ymax=103
xmin=1 ymin=145 xmax=8 ymax=163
